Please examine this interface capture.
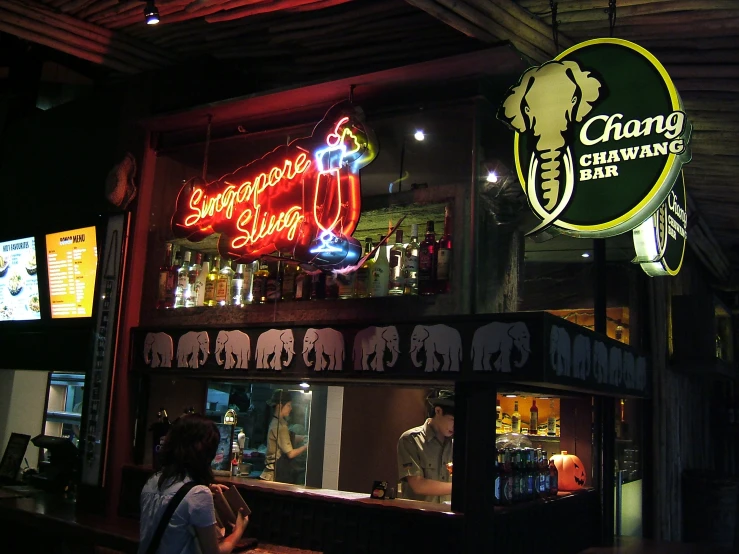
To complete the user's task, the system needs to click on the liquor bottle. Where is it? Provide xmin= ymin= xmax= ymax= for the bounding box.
xmin=185 ymin=252 xmax=202 ymax=308
xmin=216 ymin=259 xmax=234 ymax=306
xmin=549 ymin=456 xmax=559 ymax=496
xmin=337 ymin=271 xmax=355 ymax=299
xmin=266 ymin=262 xmax=281 ymax=302
xmin=496 ymin=397 xmax=502 ymax=433
xmin=195 ymin=254 xmax=210 ymax=307
xmin=547 ymin=399 xmax=557 ymax=437
xmin=281 ymin=262 xmax=298 ymax=301
xmin=525 ymin=449 xmax=535 ymax=499
xmin=311 ymin=272 xmax=326 ymax=300
xmin=231 ymin=451 xmax=240 ymax=477
xmin=354 ymin=237 xmax=374 ymax=298
xmin=325 ymin=272 xmax=339 ymax=299
xmin=243 ymin=262 xmax=256 ymax=304
xmin=540 ymin=450 xmax=549 ymax=496
xmin=403 ymin=225 xmax=420 ymax=295
xmin=716 ymin=334 xmax=723 ymax=359
xmin=231 ymin=264 xmax=245 ymax=306
xmin=252 ymin=262 xmax=269 ymax=303
xmin=174 ymin=251 xmax=190 ymax=308
xmin=204 ymin=256 xmax=220 ymax=306
xmin=512 ymin=449 xmax=523 ymax=502
xmin=388 ymin=230 xmax=405 ymax=295
xmin=418 ymin=221 xmax=436 ymax=295
xmin=294 ymin=266 xmax=310 ymax=301
xmin=493 ymin=453 xmax=501 ymax=506
xmin=371 ymin=237 xmax=389 ymax=297
xmin=501 ymin=449 xmax=513 ymax=505
xmin=512 ymin=401 xmax=521 ymax=433
xmin=156 ymin=243 xmax=175 ymax=309
xmin=529 ymin=399 xmax=539 ymax=436
xmin=436 ymin=206 xmax=452 ymax=293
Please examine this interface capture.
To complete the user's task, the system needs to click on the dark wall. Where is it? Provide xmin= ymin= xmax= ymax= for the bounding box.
xmin=338 ymin=386 xmax=430 ymax=493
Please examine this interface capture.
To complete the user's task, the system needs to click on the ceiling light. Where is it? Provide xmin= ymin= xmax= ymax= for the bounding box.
xmin=144 ymin=1 xmax=160 ymax=25
xmin=505 ymin=394 xmax=517 ymax=398
xmin=414 ymin=130 xmax=425 ymax=141
xmin=486 ymin=171 xmax=498 ymax=183
xmin=299 ymin=382 xmax=310 ymax=389
xmin=581 ymin=252 xmax=591 ymax=258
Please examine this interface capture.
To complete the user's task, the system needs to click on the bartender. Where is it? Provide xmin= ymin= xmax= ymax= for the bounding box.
xmin=396 ymin=390 xmax=454 ymax=503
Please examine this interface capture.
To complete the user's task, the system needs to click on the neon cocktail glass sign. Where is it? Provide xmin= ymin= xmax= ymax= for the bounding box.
xmin=171 ymin=102 xmax=378 ymax=269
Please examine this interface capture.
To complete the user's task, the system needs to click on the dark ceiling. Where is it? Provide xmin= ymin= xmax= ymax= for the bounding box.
xmin=1 ymin=0 xmax=738 ymax=279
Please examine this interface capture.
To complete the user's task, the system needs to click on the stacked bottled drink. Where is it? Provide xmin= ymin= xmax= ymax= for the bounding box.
xmin=493 ymin=448 xmax=558 ymax=506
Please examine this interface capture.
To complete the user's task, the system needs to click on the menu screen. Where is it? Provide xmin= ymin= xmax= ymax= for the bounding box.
xmin=46 ymin=226 xmax=98 ymax=319
xmin=0 ymin=237 xmax=40 ymax=321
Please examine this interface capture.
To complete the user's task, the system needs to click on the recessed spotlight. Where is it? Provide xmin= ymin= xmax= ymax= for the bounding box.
xmin=414 ymin=130 xmax=425 ymax=141
xmin=486 ymin=171 xmax=498 ymax=183
xmin=144 ymin=1 xmax=160 ymax=24
xmin=505 ymin=394 xmax=517 ymax=398
xmin=581 ymin=252 xmax=591 ymax=258
xmin=299 ymin=382 xmax=310 ymax=389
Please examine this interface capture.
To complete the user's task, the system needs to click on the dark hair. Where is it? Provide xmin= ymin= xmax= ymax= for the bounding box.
xmin=430 ymin=404 xmax=455 ymax=418
xmin=157 ymin=414 xmax=220 ymax=489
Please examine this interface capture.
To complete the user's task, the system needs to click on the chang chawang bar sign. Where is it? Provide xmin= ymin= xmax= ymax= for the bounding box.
xmin=632 ymin=172 xmax=687 ymax=276
xmin=171 ymin=102 xmax=378 ymax=269
xmin=498 ymin=38 xmax=692 ymax=240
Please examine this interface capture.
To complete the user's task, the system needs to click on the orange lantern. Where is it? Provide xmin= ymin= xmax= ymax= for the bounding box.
xmin=550 ymin=451 xmax=587 ymax=490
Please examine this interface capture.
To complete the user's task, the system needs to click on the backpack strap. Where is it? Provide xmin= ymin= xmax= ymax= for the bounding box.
xmin=145 ymin=481 xmax=199 ymax=554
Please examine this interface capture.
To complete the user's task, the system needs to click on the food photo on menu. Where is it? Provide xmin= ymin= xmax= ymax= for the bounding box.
xmin=0 ymin=237 xmax=41 ymax=322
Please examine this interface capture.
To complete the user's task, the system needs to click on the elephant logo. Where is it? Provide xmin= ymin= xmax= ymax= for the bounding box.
xmin=472 ymin=322 xmax=530 ymax=372
xmin=215 ymin=330 xmax=251 ymax=370
xmin=409 ymin=325 xmax=462 ymax=372
xmin=303 ymin=328 xmax=344 ymax=371
xmin=144 ymin=332 xmax=173 ymax=368
xmin=499 ymin=60 xmax=602 ymax=236
xmin=255 ymin=329 xmax=295 ymax=370
xmin=176 ymin=331 xmax=210 ymax=368
xmin=353 ymin=326 xmax=400 ymax=372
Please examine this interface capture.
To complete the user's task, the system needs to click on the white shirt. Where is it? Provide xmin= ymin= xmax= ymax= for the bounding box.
xmin=138 ymin=474 xmax=216 ymax=554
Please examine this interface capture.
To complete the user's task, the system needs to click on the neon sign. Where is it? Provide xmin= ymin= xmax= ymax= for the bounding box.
xmin=171 ymin=103 xmax=377 ymax=268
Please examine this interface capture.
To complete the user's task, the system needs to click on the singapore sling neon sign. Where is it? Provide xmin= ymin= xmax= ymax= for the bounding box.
xmin=171 ymin=103 xmax=377 ymax=268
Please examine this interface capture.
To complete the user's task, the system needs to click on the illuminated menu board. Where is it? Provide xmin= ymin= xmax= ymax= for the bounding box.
xmin=0 ymin=237 xmax=40 ymax=321
xmin=46 ymin=226 xmax=98 ymax=319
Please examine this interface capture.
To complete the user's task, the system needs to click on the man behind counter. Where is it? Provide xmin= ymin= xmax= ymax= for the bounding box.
xmin=396 ymin=390 xmax=454 ymax=504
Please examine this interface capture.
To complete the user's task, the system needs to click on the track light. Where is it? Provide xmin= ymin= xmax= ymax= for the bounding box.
xmin=144 ymin=1 xmax=160 ymax=25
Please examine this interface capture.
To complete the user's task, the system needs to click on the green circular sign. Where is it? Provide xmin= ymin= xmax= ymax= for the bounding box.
xmin=499 ymin=38 xmax=692 ymax=237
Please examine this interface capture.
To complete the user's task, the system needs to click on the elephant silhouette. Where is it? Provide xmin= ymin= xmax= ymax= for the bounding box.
xmin=255 ymin=329 xmax=295 ymax=370
xmin=471 ymin=322 xmax=530 ymax=372
xmin=215 ymin=330 xmax=251 ymax=370
xmin=549 ymin=325 xmax=571 ymax=377
xmin=499 ymin=60 xmax=603 ymax=234
xmin=143 ymin=332 xmax=173 ymax=368
xmin=353 ymin=326 xmax=400 ymax=372
xmin=409 ymin=324 xmax=462 ymax=372
xmin=303 ymin=328 xmax=344 ymax=371
xmin=177 ymin=331 xmax=210 ymax=368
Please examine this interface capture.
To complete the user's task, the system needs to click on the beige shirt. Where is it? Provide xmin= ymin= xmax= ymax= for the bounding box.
xmin=259 ymin=417 xmax=293 ymax=482
xmin=397 ymin=419 xmax=453 ymax=503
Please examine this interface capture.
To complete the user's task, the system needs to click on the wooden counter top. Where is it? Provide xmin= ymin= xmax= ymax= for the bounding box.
xmin=0 ymin=487 xmax=320 ymax=553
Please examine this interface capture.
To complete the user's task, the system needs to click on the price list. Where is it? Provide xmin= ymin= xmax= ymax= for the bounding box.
xmin=46 ymin=226 xmax=98 ymax=318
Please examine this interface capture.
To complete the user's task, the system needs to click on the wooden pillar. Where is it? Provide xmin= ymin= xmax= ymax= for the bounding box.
xmin=452 ymin=380 xmax=497 ymax=550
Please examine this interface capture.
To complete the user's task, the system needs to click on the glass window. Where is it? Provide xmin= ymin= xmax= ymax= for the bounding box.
xmin=44 ymin=372 xmax=85 ymax=447
xmin=202 ymin=381 xmax=455 ymax=507
xmin=143 ymin=103 xmax=472 ymax=314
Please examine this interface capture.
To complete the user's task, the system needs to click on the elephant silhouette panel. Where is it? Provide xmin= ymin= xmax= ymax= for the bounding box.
xmin=303 ymin=328 xmax=344 ymax=371
xmin=499 ymin=60 xmax=603 ymax=233
xmin=472 ymin=322 xmax=531 ymax=372
xmin=352 ymin=326 xmax=400 ymax=372
xmin=409 ymin=325 xmax=463 ymax=373
xmin=215 ymin=330 xmax=251 ymax=370
xmin=176 ymin=331 xmax=210 ymax=368
xmin=255 ymin=329 xmax=295 ymax=370
xmin=144 ymin=332 xmax=173 ymax=368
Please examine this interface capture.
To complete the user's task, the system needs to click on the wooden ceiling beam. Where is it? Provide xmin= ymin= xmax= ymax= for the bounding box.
xmin=205 ymin=0 xmax=352 ymax=23
xmin=552 ymin=1 xmax=738 ymax=23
